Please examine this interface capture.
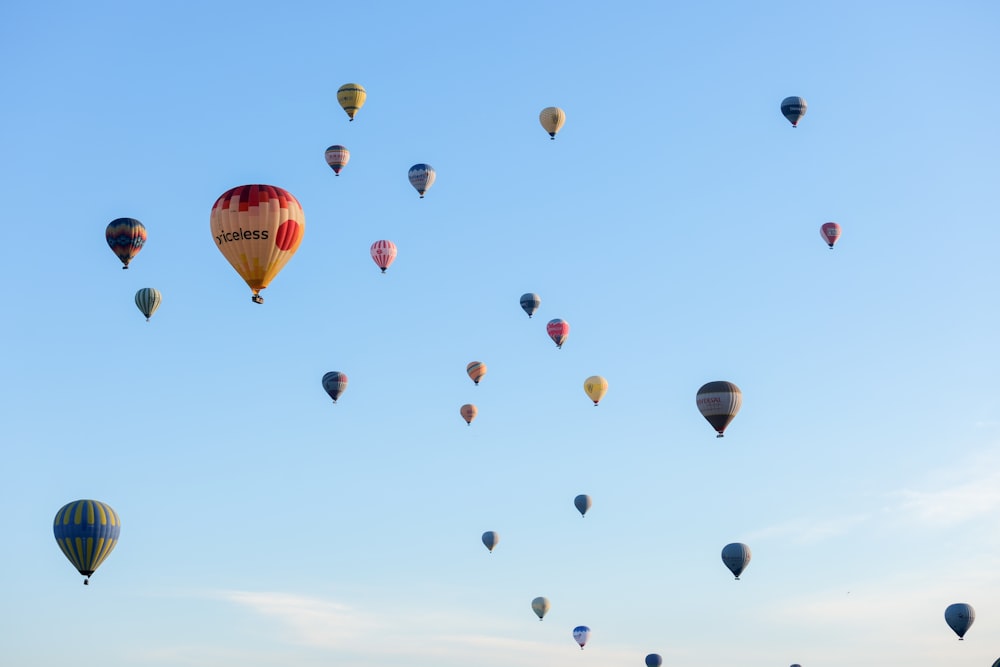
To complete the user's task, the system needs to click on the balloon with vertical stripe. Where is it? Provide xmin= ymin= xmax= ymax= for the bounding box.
xmin=370 ymin=240 xmax=397 ymax=273
xmin=134 ymin=287 xmax=162 ymax=321
xmin=53 ymin=499 xmax=121 ymax=584
xmin=337 ymin=83 xmax=366 ymax=121
xmin=105 ymin=218 xmax=146 ymax=269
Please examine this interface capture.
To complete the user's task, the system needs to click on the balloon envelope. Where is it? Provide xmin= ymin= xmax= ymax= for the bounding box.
xmin=482 ymin=530 xmax=499 ymax=552
xmin=721 ymin=542 xmax=752 ymax=579
xmin=583 ymin=376 xmax=608 ymax=405
xmin=461 ymin=403 xmax=478 ymax=425
xmin=106 ymin=217 xmax=146 ymax=269
xmin=408 ymin=164 xmax=436 ymax=198
xmin=134 ymin=287 xmax=162 ymax=321
xmin=337 ymin=83 xmax=366 ymax=120
xmin=696 ymin=381 xmax=742 ymax=437
xmin=210 ymin=184 xmax=305 ymax=304
xmin=547 ymin=319 xmax=570 ymax=349
xmin=370 ymin=240 xmax=397 ymax=273
xmin=781 ymin=96 xmax=807 ymax=127
xmin=53 ymin=499 xmax=121 ymax=583
xmin=574 ymin=494 xmax=592 ymax=517
xmin=539 ymin=106 xmax=566 ymax=139
xmin=324 ymin=145 xmax=350 ymax=175
xmin=467 ymin=361 xmax=487 ymax=385
xmin=945 ymin=603 xmax=975 ymax=639
xmin=531 ymin=596 xmax=550 ymax=620
xmin=321 ymin=371 xmax=348 ymax=403
xmin=820 ymin=222 xmax=841 ymax=249
xmin=573 ymin=626 xmax=591 ymax=649
xmin=520 ymin=293 xmax=541 ymax=318
xmin=645 ymin=654 xmax=663 ymax=667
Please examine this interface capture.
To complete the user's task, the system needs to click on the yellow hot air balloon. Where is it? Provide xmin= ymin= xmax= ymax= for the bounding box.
xmin=467 ymin=361 xmax=487 ymax=385
xmin=539 ymin=107 xmax=566 ymax=139
xmin=337 ymin=83 xmax=367 ymax=121
xmin=583 ymin=376 xmax=608 ymax=405
xmin=210 ymin=185 xmax=305 ymax=304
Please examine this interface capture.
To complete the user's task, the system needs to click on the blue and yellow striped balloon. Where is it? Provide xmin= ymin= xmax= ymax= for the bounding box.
xmin=53 ymin=499 xmax=121 ymax=584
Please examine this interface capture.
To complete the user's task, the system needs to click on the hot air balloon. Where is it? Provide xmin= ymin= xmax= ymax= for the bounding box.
xmin=134 ymin=287 xmax=162 ymax=322
xmin=53 ymin=499 xmax=121 ymax=585
xmin=531 ymin=596 xmax=550 ymax=620
xmin=337 ymin=83 xmax=366 ymax=121
xmin=584 ymin=376 xmax=608 ymax=405
xmin=781 ymin=96 xmax=807 ymax=127
xmin=321 ymin=371 xmax=348 ymax=404
xmin=820 ymin=222 xmax=841 ymax=249
xmin=482 ymin=531 xmax=499 ymax=552
xmin=408 ymin=164 xmax=436 ymax=198
xmin=574 ymin=494 xmax=592 ymax=517
xmin=106 ymin=217 xmax=146 ymax=269
xmin=370 ymin=240 xmax=397 ymax=273
xmin=210 ymin=184 xmax=305 ymax=304
xmin=991 ymin=658 xmax=999 ymax=667
xmin=461 ymin=404 xmax=478 ymax=425
xmin=573 ymin=626 xmax=591 ymax=649
xmin=945 ymin=603 xmax=975 ymax=640
xmin=324 ymin=145 xmax=350 ymax=175
xmin=467 ymin=361 xmax=487 ymax=385
xmin=547 ymin=319 xmax=570 ymax=349
xmin=696 ymin=381 xmax=742 ymax=437
xmin=520 ymin=293 xmax=541 ymax=318
xmin=539 ymin=106 xmax=566 ymax=139
xmin=645 ymin=654 xmax=663 ymax=667
xmin=721 ymin=542 xmax=751 ymax=580
xmin=790 ymin=664 xmax=802 ymax=667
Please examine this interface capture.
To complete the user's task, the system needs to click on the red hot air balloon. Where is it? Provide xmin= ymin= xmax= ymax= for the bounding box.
xmin=370 ymin=240 xmax=397 ymax=273
xmin=105 ymin=218 xmax=147 ymax=269
xmin=546 ymin=319 xmax=570 ymax=349
xmin=820 ymin=222 xmax=841 ymax=249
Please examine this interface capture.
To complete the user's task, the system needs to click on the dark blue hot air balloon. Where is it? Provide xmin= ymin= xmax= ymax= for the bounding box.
xmin=53 ymin=499 xmax=121 ymax=584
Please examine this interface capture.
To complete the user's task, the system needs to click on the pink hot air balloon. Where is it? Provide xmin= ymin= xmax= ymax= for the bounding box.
xmin=820 ymin=222 xmax=841 ymax=249
xmin=546 ymin=319 xmax=570 ymax=349
xmin=370 ymin=240 xmax=398 ymax=273
xmin=324 ymin=145 xmax=350 ymax=176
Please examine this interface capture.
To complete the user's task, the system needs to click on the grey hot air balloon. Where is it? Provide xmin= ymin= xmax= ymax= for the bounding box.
xmin=781 ymin=96 xmax=807 ymax=127
xmin=531 ymin=596 xmax=550 ymax=620
xmin=721 ymin=542 xmax=751 ymax=580
xmin=321 ymin=371 xmax=348 ymax=404
xmin=482 ymin=531 xmax=499 ymax=552
xmin=574 ymin=494 xmax=592 ymax=517
xmin=520 ymin=293 xmax=541 ymax=318
xmin=696 ymin=381 xmax=742 ymax=437
xmin=134 ymin=288 xmax=162 ymax=322
xmin=945 ymin=603 xmax=975 ymax=640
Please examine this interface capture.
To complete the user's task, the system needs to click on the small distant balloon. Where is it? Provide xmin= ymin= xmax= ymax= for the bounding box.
xmin=583 ymin=376 xmax=608 ymax=405
xmin=573 ymin=626 xmax=591 ymax=649
xmin=721 ymin=542 xmax=752 ymax=580
xmin=781 ymin=96 xmax=807 ymax=127
xmin=645 ymin=654 xmax=663 ymax=667
xmin=820 ymin=222 xmax=841 ymax=249
xmin=134 ymin=287 xmax=162 ymax=321
xmin=408 ymin=164 xmax=436 ymax=198
xmin=574 ymin=494 xmax=592 ymax=517
xmin=547 ymin=319 xmax=570 ymax=349
xmin=324 ymin=145 xmax=350 ymax=175
xmin=696 ymin=381 xmax=742 ymax=437
xmin=467 ymin=361 xmax=487 ymax=385
xmin=520 ymin=293 xmax=541 ymax=318
xmin=539 ymin=106 xmax=566 ymax=139
xmin=337 ymin=83 xmax=366 ymax=121
xmin=370 ymin=240 xmax=397 ymax=273
xmin=106 ymin=217 xmax=146 ymax=269
xmin=321 ymin=371 xmax=348 ymax=404
xmin=531 ymin=596 xmax=550 ymax=620
xmin=482 ymin=530 xmax=499 ymax=552
xmin=53 ymin=499 xmax=121 ymax=585
xmin=945 ymin=603 xmax=975 ymax=640
xmin=461 ymin=403 xmax=478 ymax=425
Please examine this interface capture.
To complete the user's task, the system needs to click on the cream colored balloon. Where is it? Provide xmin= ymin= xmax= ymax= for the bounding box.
xmin=583 ymin=375 xmax=608 ymax=405
xmin=539 ymin=106 xmax=566 ymax=139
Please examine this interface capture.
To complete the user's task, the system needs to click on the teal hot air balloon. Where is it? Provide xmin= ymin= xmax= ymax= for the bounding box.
xmin=574 ymin=494 xmax=592 ymax=517
xmin=520 ymin=293 xmax=541 ymax=318
xmin=945 ymin=603 xmax=975 ymax=639
xmin=321 ymin=372 xmax=348 ymax=404
xmin=53 ymin=500 xmax=121 ymax=584
xmin=408 ymin=164 xmax=436 ymax=198
xmin=134 ymin=288 xmax=162 ymax=321
xmin=531 ymin=596 xmax=550 ymax=620
xmin=106 ymin=217 xmax=146 ymax=269
xmin=721 ymin=542 xmax=751 ymax=580
xmin=645 ymin=654 xmax=663 ymax=667
xmin=781 ymin=96 xmax=807 ymax=127
xmin=482 ymin=531 xmax=499 ymax=553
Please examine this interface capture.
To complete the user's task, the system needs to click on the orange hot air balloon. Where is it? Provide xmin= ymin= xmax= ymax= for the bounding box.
xmin=460 ymin=404 xmax=478 ymax=425
xmin=210 ymin=185 xmax=305 ymax=304
xmin=467 ymin=361 xmax=487 ymax=385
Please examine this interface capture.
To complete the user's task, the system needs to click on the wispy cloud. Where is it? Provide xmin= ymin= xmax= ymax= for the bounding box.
xmin=745 ymin=512 xmax=871 ymax=544
xmin=891 ymin=469 xmax=1000 ymax=526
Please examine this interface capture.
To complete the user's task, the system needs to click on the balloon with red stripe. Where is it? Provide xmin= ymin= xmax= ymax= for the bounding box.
xmin=370 ymin=240 xmax=397 ymax=273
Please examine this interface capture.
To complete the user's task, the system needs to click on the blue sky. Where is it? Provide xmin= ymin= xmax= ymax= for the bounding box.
xmin=2 ymin=2 xmax=1000 ymax=666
